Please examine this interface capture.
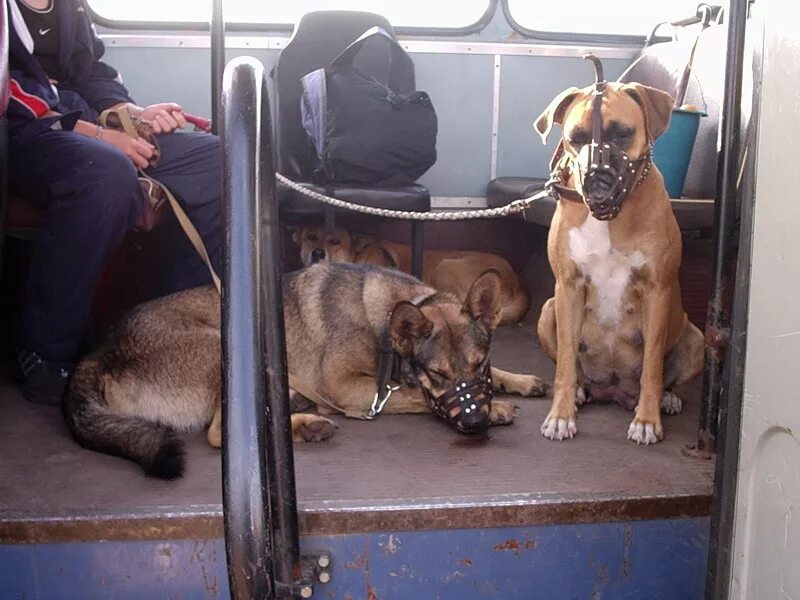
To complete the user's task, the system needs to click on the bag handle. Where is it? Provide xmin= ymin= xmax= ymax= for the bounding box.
xmin=329 ymin=26 xmax=409 ymax=86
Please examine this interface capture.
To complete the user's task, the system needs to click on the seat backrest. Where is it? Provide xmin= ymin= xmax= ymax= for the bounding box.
xmin=274 ymin=10 xmax=414 ymax=180
xmin=619 ymin=23 xmax=725 ymax=198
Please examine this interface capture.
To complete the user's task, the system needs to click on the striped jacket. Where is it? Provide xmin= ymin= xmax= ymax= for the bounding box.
xmin=7 ymin=0 xmax=134 ymax=143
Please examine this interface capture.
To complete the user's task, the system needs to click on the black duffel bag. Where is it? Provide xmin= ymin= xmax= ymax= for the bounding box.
xmin=301 ymin=26 xmax=438 ymax=187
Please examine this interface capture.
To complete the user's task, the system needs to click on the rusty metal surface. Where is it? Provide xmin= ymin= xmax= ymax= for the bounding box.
xmin=0 ymin=518 xmax=710 ymax=599
xmin=0 ymin=324 xmax=714 ymax=544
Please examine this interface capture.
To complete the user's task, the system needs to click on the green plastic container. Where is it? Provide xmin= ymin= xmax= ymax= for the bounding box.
xmin=652 ymin=107 xmax=706 ymax=199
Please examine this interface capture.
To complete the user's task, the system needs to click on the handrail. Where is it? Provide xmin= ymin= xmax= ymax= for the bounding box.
xmin=704 ymin=0 xmax=752 ymax=596
xmin=221 ymin=57 xmax=300 ymax=599
xmin=697 ymin=0 xmax=748 ymax=456
xmin=210 ymin=0 xmax=225 ymax=135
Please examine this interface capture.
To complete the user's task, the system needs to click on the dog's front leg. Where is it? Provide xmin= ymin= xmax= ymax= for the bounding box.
xmin=541 ymin=279 xmax=584 ymax=440
xmin=628 ymin=285 xmax=671 ymax=445
xmin=490 ymin=367 xmax=548 ymax=397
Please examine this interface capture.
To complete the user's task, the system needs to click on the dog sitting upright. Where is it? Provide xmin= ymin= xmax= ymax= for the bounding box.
xmin=291 ymin=224 xmax=530 ymax=325
xmin=533 ymin=76 xmax=704 ymax=445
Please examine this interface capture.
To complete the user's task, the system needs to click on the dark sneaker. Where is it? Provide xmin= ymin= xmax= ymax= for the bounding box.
xmin=16 ymin=348 xmax=72 ymax=405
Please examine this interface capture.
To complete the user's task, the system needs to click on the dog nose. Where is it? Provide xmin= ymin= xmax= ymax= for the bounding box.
xmin=460 ymin=408 xmax=489 ymax=433
xmin=311 ymin=248 xmax=326 ymax=263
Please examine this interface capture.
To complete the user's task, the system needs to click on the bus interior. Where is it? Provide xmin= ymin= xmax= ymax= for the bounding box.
xmin=0 ymin=0 xmax=768 ymax=598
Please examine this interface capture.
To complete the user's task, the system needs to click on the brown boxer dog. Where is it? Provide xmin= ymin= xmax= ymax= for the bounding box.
xmin=534 ymin=77 xmax=704 ymax=445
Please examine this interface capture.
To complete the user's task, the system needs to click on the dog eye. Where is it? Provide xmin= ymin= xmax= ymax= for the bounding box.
xmin=330 ymin=239 xmax=341 ymax=246
xmin=568 ymin=133 xmax=590 ymax=147
xmin=611 ymin=130 xmax=632 ymax=142
xmin=307 ymin=234 xmax=317 ymax=241
xmin=427 ymin=369 xmax=448 ymax=383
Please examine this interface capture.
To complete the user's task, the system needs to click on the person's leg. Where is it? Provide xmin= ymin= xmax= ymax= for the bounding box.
xmin=146 ymin=132 xmax=222 ymax=295
xmin=9 ymin=130 xmax=142 ymax=403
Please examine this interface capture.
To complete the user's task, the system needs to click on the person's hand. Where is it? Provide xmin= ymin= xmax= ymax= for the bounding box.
xmin=98 ymin=128 xmax=155 ymax=169
xmin=137 ymin=103 xmax=187 ymax=134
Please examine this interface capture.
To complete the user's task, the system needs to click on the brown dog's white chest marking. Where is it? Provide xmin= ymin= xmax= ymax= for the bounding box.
xmin=568 ymin=215 xmax=646 ymax=327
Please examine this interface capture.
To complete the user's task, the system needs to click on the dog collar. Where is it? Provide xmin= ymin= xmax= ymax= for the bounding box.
xmin=368 ymin=292 xmax=436 ymax=419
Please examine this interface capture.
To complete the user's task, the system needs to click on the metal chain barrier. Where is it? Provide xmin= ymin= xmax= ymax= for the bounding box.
xmin=276 ymin=173 xmax=552 ymax=220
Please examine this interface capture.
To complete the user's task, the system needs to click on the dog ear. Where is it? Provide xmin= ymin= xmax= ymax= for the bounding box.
xmin=389 ymin=302 xmax=433 ymax=357
xmin=463 ymin=269 xmax=504 ymax=331
xmin=288 ymin=226 xmax=302 ymax=245
xmin=534 ymin=87 xmax=581 ymax=144
xmin=620 ymin=83 xmax=674 ymax=142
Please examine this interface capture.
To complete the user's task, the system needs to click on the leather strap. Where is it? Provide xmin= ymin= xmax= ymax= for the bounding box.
xmin=99 ymin=106 xmax=221 ymax=293
xmin=287 ymin=373 xmax=370 ymax=420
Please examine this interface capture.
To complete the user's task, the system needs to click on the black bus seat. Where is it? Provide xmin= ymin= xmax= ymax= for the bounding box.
xmin=273 ymin=10 xmax=430 ymax=276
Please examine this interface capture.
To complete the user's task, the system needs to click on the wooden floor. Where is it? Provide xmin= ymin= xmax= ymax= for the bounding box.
xmin=0 ymin=322 xmax=715 ymax=542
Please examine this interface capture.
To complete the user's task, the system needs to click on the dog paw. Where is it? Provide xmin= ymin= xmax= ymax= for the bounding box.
xmin=626 ymin=417 xmax=663 ymax=445
xmin=490 ymin=369 xmax=549 ymax=397
xmin=541 ymin=414 xmax=577 ymax=441
xmin=293 ymin=415 xmax=338 ymax=443
xmin=661 ymin=391 xmax=683 ymax=415
xmin=576 ymin=387 xmax=590 ymax=406
xmin=517 ymin=375 xmax=550 ymax=398
xmin=489 ymin=400 xmax=519 ymax=426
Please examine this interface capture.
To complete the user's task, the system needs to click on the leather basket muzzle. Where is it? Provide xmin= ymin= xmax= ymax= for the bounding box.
xmin=575 ymin=140 xmax=646 ymax=221
xmin=570 ymin=54 xmax=650 ymax=221
xmin=423 ymin=368 xmax=493 ymax=434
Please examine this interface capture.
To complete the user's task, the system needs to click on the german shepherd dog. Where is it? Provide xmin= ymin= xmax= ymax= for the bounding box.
xmin=63 ymin=263 xmax=547 ymax=479
xmin=291 ymin=224 xmax=531 ymax=325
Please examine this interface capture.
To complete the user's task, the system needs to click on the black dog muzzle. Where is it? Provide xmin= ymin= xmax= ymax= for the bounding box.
xmin=422 ymin=368 xmax=493 ymax=435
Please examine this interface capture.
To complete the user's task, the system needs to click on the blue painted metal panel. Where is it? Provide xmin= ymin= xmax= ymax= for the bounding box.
xmin=0 ymin=518 xmax=708 ymax=599
xmin=496 ymin=56 xmax=630 ymax=180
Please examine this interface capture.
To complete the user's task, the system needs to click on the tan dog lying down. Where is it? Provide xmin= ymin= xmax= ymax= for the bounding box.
xmin=291 ymin=224 xmax=530 ymax=325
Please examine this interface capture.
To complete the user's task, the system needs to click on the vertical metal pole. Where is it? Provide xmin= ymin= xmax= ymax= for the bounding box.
xmin=221 ymin=59 xmax=274 ymax=600
xmin=697 ymin=0 xmax=748 ymax=453
xmin=221 ymin=56 xmax=302 ymax=600
xmin=210 ymin=0 xmax=225 ymax=136
xmin=705 ymin=3 xmax=761 ymax=597
xmin=257 ymin=67 xmax=302 ymax=599
xmin=411 ymin=221 xmax=424 ymax=279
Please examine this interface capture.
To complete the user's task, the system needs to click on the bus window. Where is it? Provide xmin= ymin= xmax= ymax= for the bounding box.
xmin=88 ymin=0 xmax=492 ymax=30
xmin=506 ymin=0 xmax=703 ymax=38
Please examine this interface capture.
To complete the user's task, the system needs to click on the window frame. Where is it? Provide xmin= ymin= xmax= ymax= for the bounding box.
xmin=87 ymin=0 xmax=500 ymax=37
xmin=501 ymin=0 xmax=655 ymax=46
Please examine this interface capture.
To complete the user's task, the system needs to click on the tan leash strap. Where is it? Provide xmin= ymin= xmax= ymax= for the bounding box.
xmin=141 ymin=173 xmax=222 ymax=293
xmin=287 ymin=373 xmax=369 ymax=420
xmin=101 ymin=106 xmax=221 ymax=293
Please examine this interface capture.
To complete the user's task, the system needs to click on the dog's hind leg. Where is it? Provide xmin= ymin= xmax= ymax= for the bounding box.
xmin=659 ymin=319 xmax=705 ymax=417
xmin=490 ymin=367 xmax=548 ymax=397
xmin=207 ymin=398 xmax=222 ymax=448
xmin=536 ymin=297 xmax=557 ymax=361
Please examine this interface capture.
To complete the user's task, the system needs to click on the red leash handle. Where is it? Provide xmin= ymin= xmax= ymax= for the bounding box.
xmin=183 ymin=113 xmax=212 ymax=133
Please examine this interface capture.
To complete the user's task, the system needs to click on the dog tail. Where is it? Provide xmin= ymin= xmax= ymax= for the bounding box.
xmin=62 ymin=358 xmax=185 ymax=480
